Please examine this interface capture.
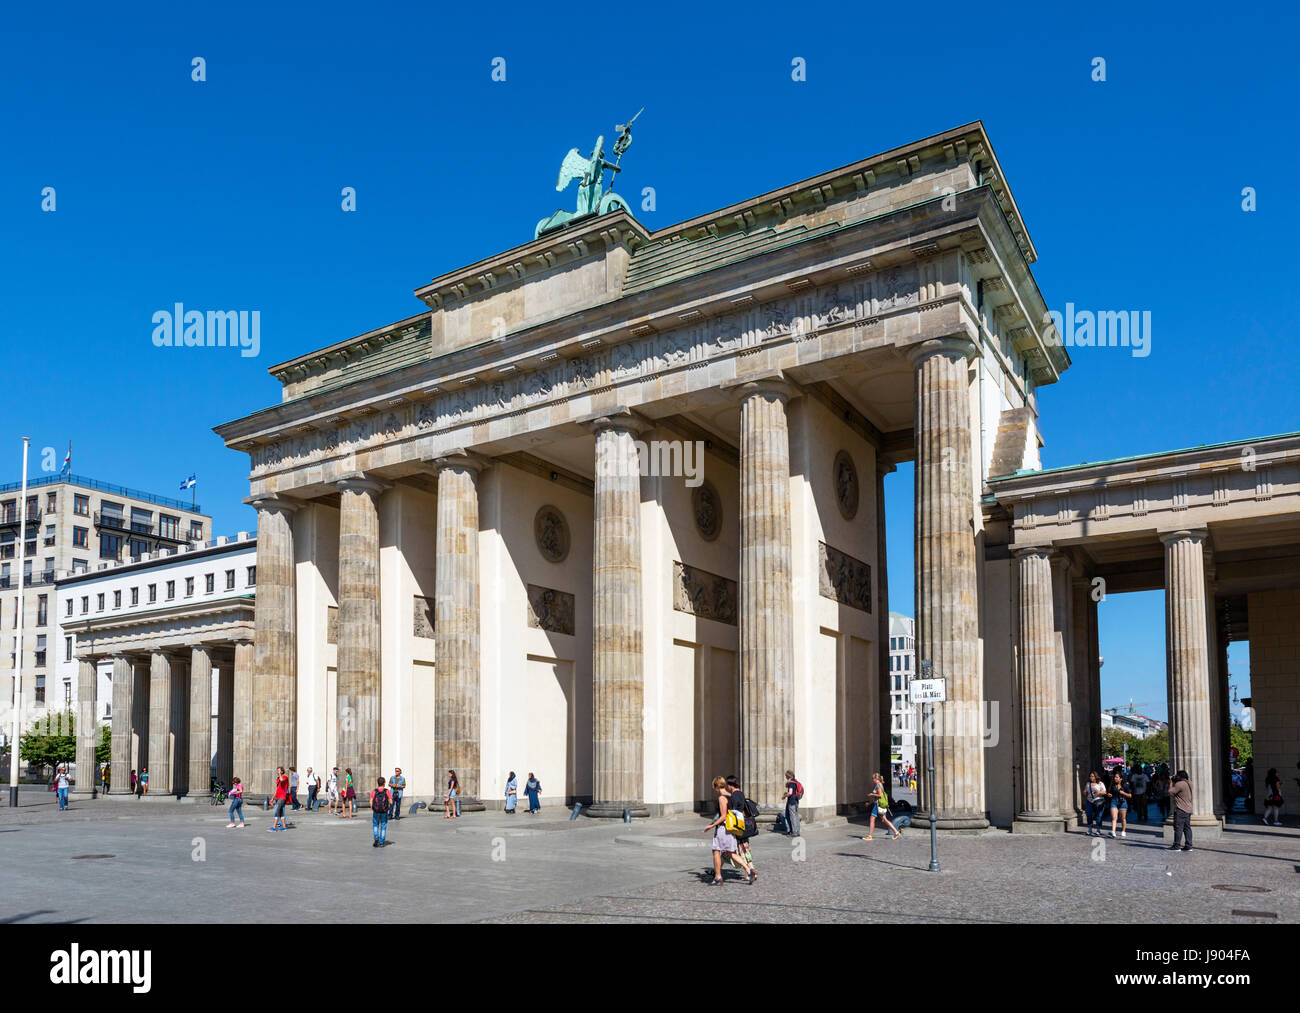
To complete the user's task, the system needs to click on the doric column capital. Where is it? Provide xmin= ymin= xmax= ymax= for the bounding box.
xmin=244 ymin=493 xmax=301 ymax=515
xmin=335 ymin=472 xmax=391 ymax=496
xmin=1013 ymin=544 xmax=1054 ymax=561
xmin=426 ymin=448 xmax=492 ymax=475
xmin=905 ymin=334 xmax=979 ymax=367
xmin=582 ymin=408 xmax=653 ymax=438
xmin=190 ymin=644 xmax=214 ymax=660
xmin=1158 ymin=527 xmax=1209 ymax=547
xmin=721 ymin=369 xmax=800 ymax=405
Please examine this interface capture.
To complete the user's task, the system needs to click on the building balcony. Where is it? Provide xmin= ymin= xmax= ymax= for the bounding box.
xmin=0 ymin=510 xmax=40 ymax=529
xmin=94 ymin=511 xmax=130 ymax=531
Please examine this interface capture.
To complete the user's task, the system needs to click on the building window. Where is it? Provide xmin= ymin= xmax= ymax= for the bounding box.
xmin=46 ymin=491 xmax=57 ymax=512
xmin=130 ymin=587 xmax=138 ymax=606
xmin=99 ymin=533 xmax=123 ymax=560
xmin=64 ymin=636 xmax=72 ymax=663
xmin=65 ymin=598 xmax=73 ymax=617
xmin=34 ymin=676 xmax=44 ymax=704
xmin=35 ymin=634 xmax=46 ymax=668
xmin=189 ymin=521 xmax=204 ymax=541
xmin=113 ymin=590 xmax=121 ymax=609
xmin=225 ymin=569 xmax=235 ymax=590
xmin=72 ymin=558 xmax=87 ymax=574
xmin=185 ymin=577 xmax=194 ymax=597
xmin=148 ymin=584 xmax=157 ymax=603
xmin=74 ymin=494 xmax=89 ymax=516
xmin=247 ymin=566 xmax=256 ymax=587
xmin=205 ymin=573 xmax=214 ymax=594
xmin=43 ymin=524 xmax=55 ymax=547
xmin=159 ymin=514 xmax=179 ymax=539
xmin=36 ymin=594 xmax=47 ymax=626
xmin=166 ymin=580 xmax=175 ymax=600
xmin=129 ymin=538 xmax=150 ymax=559
xmin=26 ymin=496 xmax=38 ymax=522
xmin=97 ymin=593 xmax=105 ymax=611
xmin=81 ymin=596 xmax=89 ymax=615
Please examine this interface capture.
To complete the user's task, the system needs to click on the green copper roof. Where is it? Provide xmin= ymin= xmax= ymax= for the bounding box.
xmin=988 ymin=429 xmax=1300 ymax=483
xmin=624 ymin=220 xmax=842 ymax=295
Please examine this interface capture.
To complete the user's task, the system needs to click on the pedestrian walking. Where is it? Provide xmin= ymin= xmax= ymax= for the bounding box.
xmin=702 ymin=776 xmax=754 ymax=886
xmin=140 ymin=768 xmax=149 ymax=796
xmin=53 ymin=765 xmax=70 ymax=811
xmin=1107 ymin=769 xmax=1131 ymax=838
xmin=1130 ymin=764 xmax=1149 ymax=822
xmin=504 ymin=771 xmax=518 ymax=813
xmin=725 ymin=775 xmax=759 ymax=875
xmin=389 ymin=768 xmax=406 ymax=819
xmin=1168 ymin=770 xmax=1194 ymax=851
xmin=268 ymin=766 xmax=290 ymax=831
xmin=226 ymin=777 xmax=246 ymax=828
xmin=100 ymin=763 xmax=109 ymax=795
xmin=1153 ymin=764 xmax=1171 ymax=822
xmin=525 ymin=772 xmax=542 ymax=814
xmin=303 ymin=767 xmax=319 ymax=811
xmin=370 ymin=777 xmax=393 ymax=847
xmin=326 ymin=767 xmax=340 ymax=814
xmin=341 ymin=768 xmax=356 ymax=818
xmin=444 ymin=770 xmax=460 ymax=818
xmin=1084 ymin=771 xmax=1109 ymax=835
xmin=861 ymin=772 xmax=901 ymax=840
xmin=1263 ymin=768 xmax=1284 ymax=826
xmin=782 ymin=769 xmax=802 ymax=837
xmin=130 ymin=769 xmax=137 ymax=796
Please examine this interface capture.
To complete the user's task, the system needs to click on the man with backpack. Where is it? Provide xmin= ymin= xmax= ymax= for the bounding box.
xmin=725 ymin=775 xmax=761 ymax=877
xmin=783 ymin=769 xmax=803 ymax=837
xmin=370 ymin=776 xmax=394 ymax=848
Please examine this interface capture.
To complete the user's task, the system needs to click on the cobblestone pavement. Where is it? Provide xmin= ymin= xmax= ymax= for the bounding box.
xmin=2 ymin=792 xmax=1294 ymax=924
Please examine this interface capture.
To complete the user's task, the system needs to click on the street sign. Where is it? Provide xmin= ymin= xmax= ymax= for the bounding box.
xmin=911 ymin=678 xmax=947 ymax=702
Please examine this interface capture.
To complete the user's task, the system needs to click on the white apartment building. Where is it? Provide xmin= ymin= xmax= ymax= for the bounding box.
xmin=55 ymin=533 xmax=257 ymax=784
xmin=1 ymin=474 xmax=210 ymax=735
xmin=888 ymin=612 xmax=916 ymax=770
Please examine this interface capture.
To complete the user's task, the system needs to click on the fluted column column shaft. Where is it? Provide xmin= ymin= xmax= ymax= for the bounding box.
xmin=232 ymin=640 xmax=254 ymax=785
xmin=1051 ymin=555 xmax=1076 ymax=823
xmin=435 ymin=460 xmax=484 ymax=804
xmin=1015 ymin=549 xmax=1059 ymax=823
xmin=738 ymin=385 xmax=795 ymax=811
xmin=147 ymin=651 xmax=173 ymax=794
xmin=251 ymin=497 xmax=297 ymax=796
xmin=188 ymin=646 xmax=214 ymax=797
xmin=73 ymin=658 xmax=99 ymax=796
xmin=912 ymin=337 xmax=985 ymax=828
xmin=876 ymin=465 xmax=894 ymax=779
xmin=1162 ymin=530 xmax=1216 ymax=821
xmin=589 ymin=423 xmax=647 ymax=816
xmin=109 ymin=655 xmax=133 ymax=792
xmin=337 ymin=478 xmax=384 ymax=785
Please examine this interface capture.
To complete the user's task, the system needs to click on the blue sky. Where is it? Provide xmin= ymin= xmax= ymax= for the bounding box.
xmin=2 ymin=2 xmax=1293 ymax=719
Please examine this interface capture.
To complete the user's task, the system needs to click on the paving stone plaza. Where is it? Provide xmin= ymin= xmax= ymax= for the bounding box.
xmin=3 ymin=791 xmax=1294 ymax=924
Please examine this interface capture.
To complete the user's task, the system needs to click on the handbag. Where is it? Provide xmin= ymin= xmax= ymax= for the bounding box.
xmin=723 ymin=807 xmax=746 ymax=836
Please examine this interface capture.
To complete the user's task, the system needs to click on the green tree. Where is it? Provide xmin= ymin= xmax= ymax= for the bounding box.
xmin=1131 ymin=728 xmax=1169 ymax=767
xmin=95 ymin=724 xmax=111 ymax=765
xmin=1229 ymin=724 xmax=1253 ymax=764
xmin=1101 ymin=727 xmax=1138 ymax=759
xmin=19 ymin=709 xmax=77 ymax=770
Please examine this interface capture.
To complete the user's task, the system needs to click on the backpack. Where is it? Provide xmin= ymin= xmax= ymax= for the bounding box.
xmin=372 ymin=789 xmax=390 ymax=815
xmin=793 ymin=780 xmax=804 ymax=801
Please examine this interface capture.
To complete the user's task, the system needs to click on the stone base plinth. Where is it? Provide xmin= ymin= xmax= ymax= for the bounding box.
xmin=1012 ymin=818 xmax=1065 ymax=835
xmin=584 ymin=802 xmax=650 ymax=819
xmin=909 ymin=811 xmax=991 ymax=833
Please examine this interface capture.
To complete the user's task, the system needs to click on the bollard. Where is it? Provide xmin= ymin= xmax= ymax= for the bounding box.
xmin=622 ymin=808 xmax=631 ymax=823
xmin=570 ymin=803 xmax=583 ymax=820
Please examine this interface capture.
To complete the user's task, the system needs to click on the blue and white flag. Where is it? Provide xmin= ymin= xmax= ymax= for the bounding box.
xmin=61 ymin=443 xmax=71 ymax=477
xmin=180 ymin=474 xmax=197 ymax=491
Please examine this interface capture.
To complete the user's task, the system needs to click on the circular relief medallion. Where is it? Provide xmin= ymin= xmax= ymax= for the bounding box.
xmin=833 ymin=450 xmax=859 ymax=520
xmin=534 ymin=505 xmax=570 ymax=563
xmin=692 ymin=480 xmax=722 ymax=542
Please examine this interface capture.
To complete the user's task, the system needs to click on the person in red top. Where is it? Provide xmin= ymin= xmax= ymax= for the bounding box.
xmin=369 ymin=776 xmax=393 ymax=848
xmin=269 ymin=766 xmax=290 ymax=832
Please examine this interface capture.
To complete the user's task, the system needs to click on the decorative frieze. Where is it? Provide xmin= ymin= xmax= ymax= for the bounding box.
xmin=327 ymin=605 xmax=338 ymax=644
xmin=413 ymin=596 xmax=435 ymax=639
xmin=534 ymin=505 xmax=571 ymax=563
xmin=691 ymin=480 xmax=722 ymax=541
xmin=818 ymin=542 xmax=872 ymax=613
xmin=833 ymin=450 xmax=859 ymax=520
xmin=526 ymin=584 xmax=576 ymax=635
xmin=673 ymin=561 xmax=738 ymax=625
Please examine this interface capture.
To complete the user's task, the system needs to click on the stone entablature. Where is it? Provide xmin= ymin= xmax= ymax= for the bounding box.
xmin=987 ymin=433 xmax=1300 ymax=543
xmin=70 ymin=601 xmax=254 ymax=659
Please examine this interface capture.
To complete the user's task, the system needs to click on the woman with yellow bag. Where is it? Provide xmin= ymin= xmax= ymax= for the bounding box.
xmin=702 ymin=775 xmax=754 ymax=886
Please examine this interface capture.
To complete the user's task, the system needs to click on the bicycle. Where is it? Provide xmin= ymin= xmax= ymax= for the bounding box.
xmin=210 ymin=779 xmax=228 ymax=805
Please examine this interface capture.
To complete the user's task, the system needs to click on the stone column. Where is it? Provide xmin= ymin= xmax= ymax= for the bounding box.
xmin=216 ymin=649 xmax=235 ymax=787
xmin=434 ymin=452 xmax=489 ymax=810
xmin=1070 ymin=576 xmax=1096 ymax=811
xmin=1013 ymin=547 xmax=1061 ymax=832
xmin=131 ymin=660 xmax=149 ymax=783
xmin=72 ymin=658 xmax=99 ymax=798
xmin=1051 ymin=553 xmax=1077 ymax=825
xmin=876 ymin=462 xmax=895 ymax=779
xmin=232 ymin=639 xmax=254 ymax=786
xmin=1086 ymin=598 xmax=1102 ymax=772
xmin=109 ymin=655 xmax=133 ymax=794
xmin=336 ymin=474 xmax=386 ymax=789
xmin=588 ymin=419 xmax=649 ymax=818
xmin=1203 ymin=549 xmax=1226 ymax=820
xmin=188 ymin=646 xmax=214 ymax=798
xmin=1160 ymin=529 xmax=1219 ymax=835
xmin=910 ymin=336 xmax=986 ymax=829
xmin=147 ymin=651 xmax=173 ymax=795
xmin=250 ymin=495 xmax=298 ymax=796
xmin=170 ymin=657 xmax=190 ymax=796
xmin=736 ymin=381 xmax=796 ymax=812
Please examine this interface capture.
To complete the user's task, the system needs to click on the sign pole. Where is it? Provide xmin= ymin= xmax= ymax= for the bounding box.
xmin=927 ymin=700 xmax=939 ymax=872
xmin=915 ymin=658 xmax=942 ymax=872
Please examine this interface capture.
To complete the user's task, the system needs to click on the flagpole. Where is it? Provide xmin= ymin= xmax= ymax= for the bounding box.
xmin=9 ymin=437 xmax=30 ymax=808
